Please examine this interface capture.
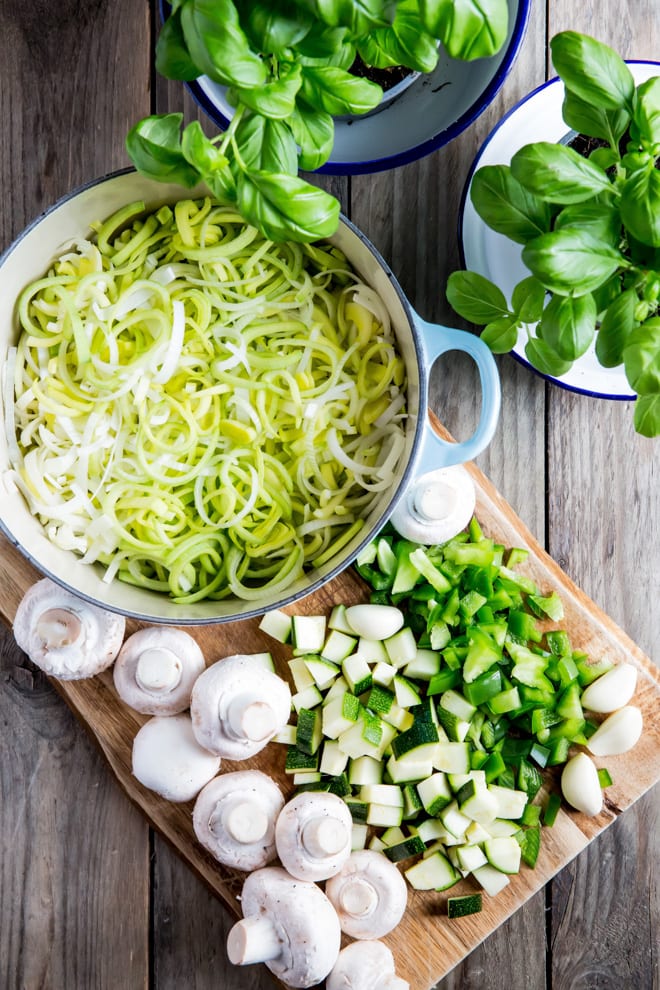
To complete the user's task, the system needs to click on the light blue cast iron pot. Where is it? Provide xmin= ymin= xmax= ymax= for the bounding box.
xmin=0 ymin=170 xmax=500 ymax=624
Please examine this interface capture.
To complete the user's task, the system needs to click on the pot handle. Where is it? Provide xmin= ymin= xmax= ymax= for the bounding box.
xmin=413 ymin=314 xmax=501 ymax=472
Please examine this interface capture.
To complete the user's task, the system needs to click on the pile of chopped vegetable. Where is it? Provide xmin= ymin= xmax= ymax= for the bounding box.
xmin=261 ymin=518 xmax=637 ymax=915
xmin=5 ymin=198 xmax=407 ymax=602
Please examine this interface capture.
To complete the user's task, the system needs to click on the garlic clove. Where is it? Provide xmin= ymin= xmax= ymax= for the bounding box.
xmin=587 ymin=705 xmax=643 ymax=756
xmin=344 ymin=604 xmax=404 ymax=641
xmin=561 ymin=752 xmax=602 ymax=816
xmin=580 ymin=662 xmax=637 ymax=713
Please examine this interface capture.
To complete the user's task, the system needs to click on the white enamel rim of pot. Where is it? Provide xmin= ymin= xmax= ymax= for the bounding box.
xmin=178 ymin=0 xmax=531 ymax=175
xmin=459 ymin=61 xmax=660 ymax=401
xmin=0 ymin=169 xmax=500 ymax=624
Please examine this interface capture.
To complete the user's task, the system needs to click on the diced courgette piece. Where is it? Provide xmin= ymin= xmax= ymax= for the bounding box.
xmin=321 ymin=629 xmax=358 ymax=664
xmin=440 ymin=689 xmax=477 ymax=722
xmin=384 ymin=835 xmax=426 ymax=862
xmin=348 ymin=755 xmax=383 ymax=786
xmin=360 ymin=783 xmax=404 ymax=807
xmin=436 ymin=706 xmax=471 ymax=743
xmin=447 ymin=893 xmax=483 ymax=918
xmin=439 ymin=801 xmax=472 ymax=840
xmin=322 ymin=692 xmax=360 ymax=738
xmin=417 ymin=772 xmax=452 ymax=816
xmin=357 ymin=637 xmax=389 ymax=664
xmin=488 ymin=785 xmax=529 ymax=821
xmin=346 ymin=798 xmax=369 ymax=823
xmin=403 ymin=649 xmax=441 ymax=681
xmin=366 ymin=802 xmax=404 ymax=827
xmin=293 ymin=771 xmax=322 ymax=785
xmin=380 ymin=825 xmax=406 ymax=846
xmin=342 ymin=653 xmax=373 ymax=695
xmin=319 ymin=740 xmax=349 ymax=776
xmin=413 ymin=818 xmax=449 ymax=844
xmin=402 ymin=782 xmax=424 ymax=818
xmin=326 ymin=675 xmax=349 ymax=700
xmin=384 ymin=626 xmax=418 ymax=668
xmin=472 ymin=863 xmax=511 ymax=897
xmin=386 ymin=754 xmax=433 ymax=784
xmin=296 ymin=707 xmax=323 ymax=755
xmin=484 ymin=818 xmax=520 ymax=838
xmin=391 ymin=719 xmax=439 ymax=759
xmin=380 ymin=702 xmax=415 ymax=732
xmin=303 ymin=655 xmax=340 ymax=690
xmin=328 ymin=604 xmax=355 ymax=634
xmin=465 ymin=820 xmax=491 ymax=845
xmin=289 ymin=657 xmax=316 ymax=692
xmin=351 ymin=823 xmax=369 ymax=851
xmin=292 ymin=614 xmax=326 ymax=652
xmin=405 ymin=851 xmax=459 ymax=891
xmin=372 ymin=660 xmax=397 ymax=686
xmin=285 ymin=746 xmax=319 ymax=773
xmin=433 ymin=742 xmax=470 ymax=775
xmin=258 ymin=608 xmax=292 ymax=643
xmin=457 ymin=782 xmax=497 ymax=825
xmin=272 ymin=723 xmax=297 ymax=745
xmin=394 ymin=675 xmax=422 ymax=708
xmin=456 ymin=843 xmax=488 ymax=873
xmin=484 ymin=835 xmax=522 ymax=874
xmin=250 ymin=651 xmax=275 ymax=671
xmin=292 ymin=684 xmax=323 ymax=712
xmin=367 ymin=684 xmax=395 ymax=715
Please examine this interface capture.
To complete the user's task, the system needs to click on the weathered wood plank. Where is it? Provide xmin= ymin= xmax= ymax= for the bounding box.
xmin=0 ymin=2 xmax=152 ymax=988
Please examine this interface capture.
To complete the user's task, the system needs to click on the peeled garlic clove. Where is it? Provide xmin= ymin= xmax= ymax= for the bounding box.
xmin=580 ymin=662 xmax=637 ymax=713
xmin=344 ymin=604 xmax=404 ymax=641
xmin=587 ymin=705 xmax=643 ymax=756
xmin=561 ymin=752 xmax=602 ymax=816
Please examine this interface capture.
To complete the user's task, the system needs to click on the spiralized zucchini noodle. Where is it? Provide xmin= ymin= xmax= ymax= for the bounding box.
xmin=5 ymin=198 xmax=408 ymax=603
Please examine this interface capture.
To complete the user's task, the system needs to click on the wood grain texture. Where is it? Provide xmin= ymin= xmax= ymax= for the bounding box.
xmin=0 ymin=1 xmax=658 ymax=988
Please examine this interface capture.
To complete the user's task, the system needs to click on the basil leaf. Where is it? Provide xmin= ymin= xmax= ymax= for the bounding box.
xmin=633 ymin=77 xmax=660 ymax=147
xmin=561 ymin=89 xmax=629 ymax=145
xmin=550 ymin=32 xmax=635 ymax=112
xmin=633 ymin=393 xmax=660 ymax=437
xmin=290 ymin=98 xmax=335 ymax=171
xmin=511 ymin=276 xmax=547 ymax=323
xmin=481 ymin=316 xmax=519 ymax=353
xmin=235 ymin=64 xmax=303 ymax=119
xmin=553 ymin=200 xmax=621 ymax=247
xmin=180 ymin=0 xmax=267 ymax=88
xmin=235 ymin=115 xmax=299 ymax=175
xmin=126 ymin=113 xmax=200 ymax=187
xmin=242 ymin=1 xmax=313 ymax=55
xmin=524 ymin=336 xmax=573 ymax=377
xmin=301 ymin=66 xmax=382 ymax=115
xmin=419 ymin=0 xmax=509 ymax=60
xmin=470 ymin=166 xmax=553 ymax=245
xmin=538 ymin=292 xmax=596 ymax=360
xmin=522 ymin=229 xmax=623 ymax=296
xmin=623 ymin=318 xmax=660 ymax=394
xmin=589 ymin=147 xmax=620 ymax=171
xmin=510 ymin=143 xmax=612 ymax=204
xmin=156 ymin=9 xmax=200 ymax=80
xmin=595 ymin=289 xmax=637 ymax=368
xmin=446 ymin=271 xmax=510 ymax=324
xmin=237 ymin=170 xmax=340 ymax=242
xmin=181 ymin=121 xmax=236 ymax=200
xmin=294 ymin=23 xmax=349 ymax=58
xmin=620 ymin=166 xmax=660 ymax=248
xmin=301 ymin=0 xmax=396 ymax=33
xmin=359 ymin=0 xmax=439 ymax=74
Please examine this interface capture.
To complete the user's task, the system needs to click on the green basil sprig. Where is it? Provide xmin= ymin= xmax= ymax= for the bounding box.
xmin=448 ymin=31 xmax=660 ymax=437
xmin=126 ymin=0 xmax=509 ymax=244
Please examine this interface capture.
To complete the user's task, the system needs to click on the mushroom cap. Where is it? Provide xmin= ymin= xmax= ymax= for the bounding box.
xmin=390 ymin=465 xmax=476 ymax=545
xmin=193 ymin=769 xmax=284 ymax=871
xmin=132 ymin=713 xmax=221 ymax=802
xmin=113 ymin=626 xmax=205 ymax=715
xmin=326 ymin=940 xmax=409 ymax=990
xmin=190 ymin=654 xmax=291 ymax=759
xmin=233 ymin=866 xmax=341 ymax=987
xmin=275 ymin=791 xmax=353 ymax=882
xmin=325 ymin=849 xmax=408 ymax=939
xmin=13 ymin=577 xmax=125 ymax=680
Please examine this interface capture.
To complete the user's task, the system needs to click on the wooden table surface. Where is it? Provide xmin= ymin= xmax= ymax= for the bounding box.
xmin=0 ymin=3 xmax=658 ymax=989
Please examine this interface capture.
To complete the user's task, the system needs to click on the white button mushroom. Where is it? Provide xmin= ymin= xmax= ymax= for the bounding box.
xmin=326 ymin=940 xmax=410 ymax=990
xmin=344 ymin=604 xmax=405 ymax=641
xmin=389 ymin=465 xmax=476 ymax=545
xmin=113 ymin=626 xmax=205 ymax=715
xmin=275 ymin=791 xmax=353 ymax=882
xmin=560 ymin=752 xmax=603 ymax=817
xmin=190 ymin=654 xmax=291 ymax=759
xmin=325 ymin=849 xmax=408 ymax=939
xmin=132 ymin=713 xmax=221 ymax=802
xmin=587 ymin=706 xmax=643 ymax=756
xmin=13 ymin=577 xmax=125 ymax=680
xmin=192 ymin=769 xmax=284 ymax=871
xmin=226 ymin=866 xmax=341 ymax=988
xmin=580 ymin=662 xmax=638 ymax=714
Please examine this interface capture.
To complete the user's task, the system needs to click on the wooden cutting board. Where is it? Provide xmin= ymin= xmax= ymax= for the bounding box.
xmin=1 ymin=436 xmax=659 ymax=990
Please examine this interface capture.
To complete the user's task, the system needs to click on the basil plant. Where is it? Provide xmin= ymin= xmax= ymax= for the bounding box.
xmin=126 ymin=0 xmax=509 ymax=243
xmin=448 ymin=32 xmax=660 ymax=437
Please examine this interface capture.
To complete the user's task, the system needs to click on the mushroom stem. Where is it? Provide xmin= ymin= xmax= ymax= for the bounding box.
xmin=227 ymin=916 xmax=282 ymax=966
xmin=220 ymin=800 xmax=269 ymax=844
xmin=338 ymin=877 xmax=378 ymax=918
xmin=302 ymin=815 xmax=349 ymax=859
xmin=378 ymin=977 xmax=409 ymax=990
xmin=36 ymin=607 xmax=82 ymax=648
xmin=412 ymin=478 xmax=458 ymax=523
xmin=135 ymin=647 xmax=183 ymax=694
xmin=227 ymin=694 xmax=277 ymax=742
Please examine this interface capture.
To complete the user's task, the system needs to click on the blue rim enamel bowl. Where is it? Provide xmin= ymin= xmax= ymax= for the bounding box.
xmin=179 ymin=0 xmax=531 ymax=176
xmin=458 ymin=61 xmax=660 ymax=401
